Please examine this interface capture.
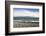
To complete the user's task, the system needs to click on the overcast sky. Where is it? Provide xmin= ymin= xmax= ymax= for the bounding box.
xmin=13 ymin=8 xmax=39 ymax=17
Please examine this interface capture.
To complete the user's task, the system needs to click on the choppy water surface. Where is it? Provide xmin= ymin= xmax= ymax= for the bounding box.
xmin=13 ymin=17 xmax=39 ymax=28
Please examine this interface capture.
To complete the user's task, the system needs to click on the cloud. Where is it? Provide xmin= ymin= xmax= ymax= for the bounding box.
xmin=13 ymin=9 xmax=39 ymax=17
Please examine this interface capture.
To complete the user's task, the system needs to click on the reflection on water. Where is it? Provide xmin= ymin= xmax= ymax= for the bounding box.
xmin=13 ymin=21 xmax=39 ymax=28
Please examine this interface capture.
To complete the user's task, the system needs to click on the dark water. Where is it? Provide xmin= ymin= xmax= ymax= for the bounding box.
xmin=13 ymin=17 xmax=39 ymax=21
xmin=13 ymin=17 xmax=39 ymax=28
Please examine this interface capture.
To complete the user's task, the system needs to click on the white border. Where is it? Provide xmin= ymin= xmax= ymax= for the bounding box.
xmin=10 ymin=5 xmax=43 ymax=32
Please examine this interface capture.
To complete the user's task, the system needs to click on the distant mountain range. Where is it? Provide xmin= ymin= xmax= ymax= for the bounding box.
xmin=13 ymin=16 xmax=39 ymax=21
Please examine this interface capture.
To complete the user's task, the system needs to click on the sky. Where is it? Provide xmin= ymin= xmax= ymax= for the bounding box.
xmin=13 ymin=8 xmax=39 ymax=17
xmin=13 ymin=8 xmax=39 ymax=12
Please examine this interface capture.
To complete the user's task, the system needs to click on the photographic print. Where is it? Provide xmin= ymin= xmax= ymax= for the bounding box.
xmin=5 ymin=1 xmax=45 ymax=35
xmin=13 ymin=8 xmax=39 ymax=28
